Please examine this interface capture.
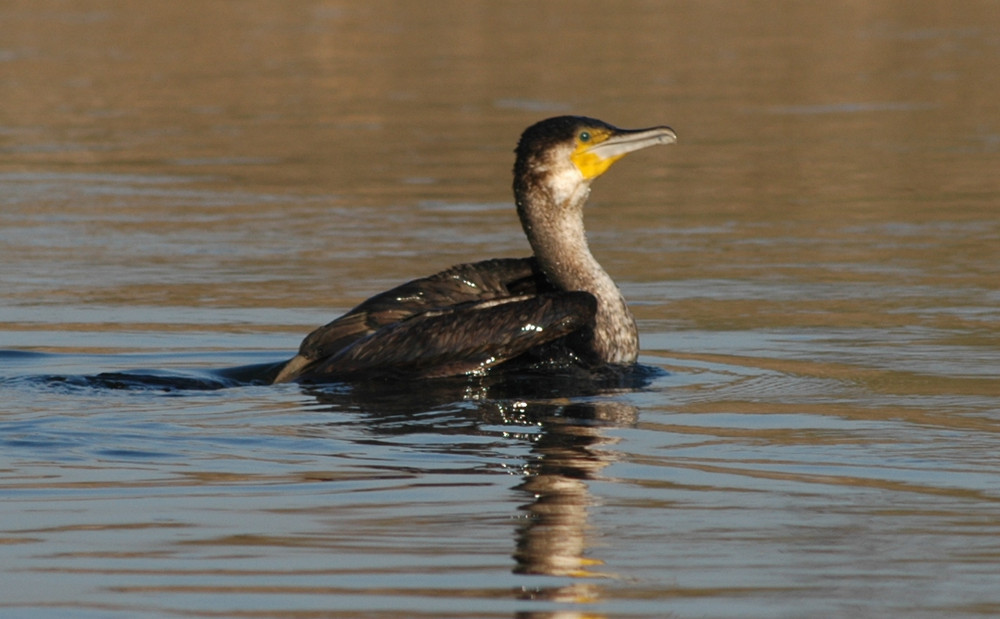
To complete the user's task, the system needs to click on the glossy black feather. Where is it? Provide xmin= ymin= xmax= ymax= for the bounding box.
xmin=296 ymin=257 xmax=548 ymax=363
xmin=299 ymin=289 xmax=596 ymax=381
xmin=276 ymin=257 xmax=600 ymax=382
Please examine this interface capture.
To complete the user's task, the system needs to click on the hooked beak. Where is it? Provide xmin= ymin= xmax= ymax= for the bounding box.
xmin=587 ymin=125 xmax=677 ymax=160
xmin=573 ymin=125 xmax=677 ymax=179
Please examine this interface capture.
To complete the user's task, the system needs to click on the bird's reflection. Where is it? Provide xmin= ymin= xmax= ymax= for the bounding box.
xmin=510 ymin=399 xmax=636 ymax=619
xmin=304 ymin=369 xmax=649 ymax=616
xmin=513 ymin=401 xmax=634 ymax=577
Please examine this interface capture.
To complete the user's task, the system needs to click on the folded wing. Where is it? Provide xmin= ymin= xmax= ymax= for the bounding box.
xmin=272 ymin=257 xmax=597 ymax=383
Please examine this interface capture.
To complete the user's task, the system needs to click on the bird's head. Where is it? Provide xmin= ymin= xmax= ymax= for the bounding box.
xmin=513 ymin=116 xmax=676 ymax=211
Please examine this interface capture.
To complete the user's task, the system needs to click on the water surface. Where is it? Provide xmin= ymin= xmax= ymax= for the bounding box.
xmin=2 ymin=2 xmax=1000 ymax=617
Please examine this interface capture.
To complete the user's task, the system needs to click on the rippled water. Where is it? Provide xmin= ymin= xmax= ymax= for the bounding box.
xmin=3 ymin=2 xmax=1000 ymax=618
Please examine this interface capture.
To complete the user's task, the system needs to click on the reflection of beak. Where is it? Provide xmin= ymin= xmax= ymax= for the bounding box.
xmin=573 ymin=125 xmax=677 ymax=179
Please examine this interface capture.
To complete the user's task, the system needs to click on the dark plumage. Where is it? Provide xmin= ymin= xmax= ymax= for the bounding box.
xmin=273 ymin=116 xmax=676 ymax=383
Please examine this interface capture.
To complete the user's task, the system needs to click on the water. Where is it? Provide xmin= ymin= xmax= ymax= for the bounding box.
xmin=2 ymin=2 xmax=1000 ymax=617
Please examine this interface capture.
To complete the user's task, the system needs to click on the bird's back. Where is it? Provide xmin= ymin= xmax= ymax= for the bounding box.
xmin=272 ymin=257 xmax=597 ymax=383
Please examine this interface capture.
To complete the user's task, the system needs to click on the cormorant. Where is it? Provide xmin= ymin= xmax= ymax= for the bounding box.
xmin=272 ymin=116 xmax=676 ymax=384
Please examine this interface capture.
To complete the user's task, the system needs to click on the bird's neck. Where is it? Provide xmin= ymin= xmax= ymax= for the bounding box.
xmin=517 ymin=182 xmax=639 ymax=365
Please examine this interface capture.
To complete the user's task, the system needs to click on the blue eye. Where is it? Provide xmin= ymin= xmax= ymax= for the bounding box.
xmin=579 ymin=131 xmax=591 ymax=142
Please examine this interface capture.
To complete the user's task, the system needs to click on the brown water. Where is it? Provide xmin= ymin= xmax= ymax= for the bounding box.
xmin=2 ymin=2 xmax=1000 ymax=617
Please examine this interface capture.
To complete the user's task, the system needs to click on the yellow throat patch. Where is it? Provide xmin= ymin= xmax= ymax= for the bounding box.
xmin=569 ymin=128 xmax=622 ymax=179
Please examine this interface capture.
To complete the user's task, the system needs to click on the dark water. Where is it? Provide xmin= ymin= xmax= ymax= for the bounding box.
xmin=3 ymin=2 xmax=1000 ymax=617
